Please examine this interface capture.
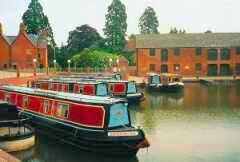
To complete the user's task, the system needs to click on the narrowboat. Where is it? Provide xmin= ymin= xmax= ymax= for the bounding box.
xmin=146 ymin=73 xmax=184 ymax=92
xmin=0 ymin=85 xmax=149 ymax=156
xmin=31 ymin=78 xmax=144 ymax=103
xmin=60 ymin=72 xmax=122 ymax=80
xmin=29 ymin=79 xmax=108 ymax=97
xmin=54 ymin=78 xmax=144 ymax=103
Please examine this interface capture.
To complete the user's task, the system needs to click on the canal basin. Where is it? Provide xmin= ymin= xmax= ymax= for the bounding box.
xmin=14 ymin=82 xmax=240 ymax=162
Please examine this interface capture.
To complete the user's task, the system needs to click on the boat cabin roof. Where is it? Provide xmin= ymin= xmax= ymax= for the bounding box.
xmin=160 ymin=73 xmax=182 ymax=78
xmin=0 ymin=86 xmax=125 ymax=105
xmin=35 ymin=78 xmax=105 ymax=85
xmin=147 ymin=73 xmax=182 ymax=78
xmin=49 ymin=78 xmax=133 ymax=84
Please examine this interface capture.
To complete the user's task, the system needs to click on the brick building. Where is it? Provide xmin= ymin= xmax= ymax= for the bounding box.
xmin=135 ymin=33 xmax=240 ymax=76
xmin=0 ymin=23 xmax=48 ymax=69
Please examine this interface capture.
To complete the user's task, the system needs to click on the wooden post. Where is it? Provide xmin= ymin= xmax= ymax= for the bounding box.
xmin=16 ymin=65 xmax=20 ymax=78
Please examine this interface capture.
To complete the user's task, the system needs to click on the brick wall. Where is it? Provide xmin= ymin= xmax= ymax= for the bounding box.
xmin=0 ymin=23 xmax=48 ymax=69
xmin=0 ymin=36 xmax=10 ymax=69
xmin=136 ymin=47 xmax=240 ymax=76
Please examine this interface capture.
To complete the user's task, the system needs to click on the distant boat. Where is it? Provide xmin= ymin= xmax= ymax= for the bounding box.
xmin=0 ymin=85 xmax=149 ymax=156
xmin=30 ymin=78 xmax=144 ymax=103
xmin=30 ymin=79 xmax=109 ymax=97
xmin=145 ymin=73 xmax=184 ymax=92
xmin=60 ymin=72 xmax=122 ymax=80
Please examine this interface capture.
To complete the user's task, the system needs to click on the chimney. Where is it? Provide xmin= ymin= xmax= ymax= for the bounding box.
xmin=0 ymin=23 xmax=2 ymax=35
xmin=19 ymin=23 xmax=27 ymax=34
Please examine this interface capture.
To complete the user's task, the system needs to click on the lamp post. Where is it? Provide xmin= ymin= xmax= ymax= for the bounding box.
xmin=53 ymin=59 xmax=57 ymax=73
xmin=109 ymin=58 xmax=113 ymax=72
xmin=33 ymin=58 xmax=37 ymax=77
xmin=67 ymin=59 xmax=71 ymax=73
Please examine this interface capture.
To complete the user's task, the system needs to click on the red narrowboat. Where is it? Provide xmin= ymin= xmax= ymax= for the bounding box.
xmin=0 ymin=85 xmax=149 ymax=156
xmin=60 ymin=73 xmax=122 ymax=80
xmin=30 ymin=79 xmax=108 ymax=97
xmin=30 ymin=78 xmax=144 ymax=103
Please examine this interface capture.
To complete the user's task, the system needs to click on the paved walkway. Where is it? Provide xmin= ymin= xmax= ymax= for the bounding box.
xmin=0 ymin=71 xmax=54 ymax=86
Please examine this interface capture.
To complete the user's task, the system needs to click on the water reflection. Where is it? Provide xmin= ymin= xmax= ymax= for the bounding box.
xmin=14 ymin=135 xmax=139 ymax=162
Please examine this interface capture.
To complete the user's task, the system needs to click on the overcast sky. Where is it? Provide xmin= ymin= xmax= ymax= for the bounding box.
xmin=0 ymin=0 xmax=239 ymax=45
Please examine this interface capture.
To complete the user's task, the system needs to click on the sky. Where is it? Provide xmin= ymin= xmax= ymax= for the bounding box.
xmin=0 ymin=0 xmax=239 ymax=45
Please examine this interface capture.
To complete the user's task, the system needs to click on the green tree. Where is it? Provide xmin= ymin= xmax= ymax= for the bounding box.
xmin=104 ymin=0 xmax=127 ymax=52
xmin=67 ymin=24 xmax=102 ymax=55
xmin=22 ymin=0 xmax=55 ymax=46
xmin=170 ymin=27 xmax=186 ymax=34
xmin=139 ymin=7 xmax=159 ymax=34
xmin=72 ymin=49 xmax=118 ymax=68
xmin=22 ymin=0 xmax=56 ymax=66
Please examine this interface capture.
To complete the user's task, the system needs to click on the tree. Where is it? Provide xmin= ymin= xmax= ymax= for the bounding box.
xmin=22 ymin=0 xmax=55 ymax=46
xmin=72 ymin=49 xmax=118 ymax=68
xmin=170 ymin=27 xmax=186 ymax=34
xmin=67 ymin=24 xmax=103 ymax=55
xmin=139 ymin=7 xmax=159 ymax=34
xmin=205 ymin=30 xmax=213 ymax=33
xmin=104 ymin=0 xmax=127 ymax=52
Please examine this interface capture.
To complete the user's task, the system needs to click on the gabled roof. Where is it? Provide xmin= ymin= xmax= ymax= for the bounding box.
xmin=2 ymin=34 xmax=47 ymax=48
xmin=136 ymin=33 xmax=240 ymax=48
xmin=3 ymin=36 xmax=16 ymax=44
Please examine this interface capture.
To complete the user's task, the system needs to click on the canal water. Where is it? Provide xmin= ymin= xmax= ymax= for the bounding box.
xmin=13 ymin=83 xmax=240 ymax=162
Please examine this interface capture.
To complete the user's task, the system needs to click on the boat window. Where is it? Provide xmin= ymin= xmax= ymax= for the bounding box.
xmin=57 ymin=103 xmax=69 ymax=119
xmin=152 ymin=75 xmax=160 ymax=84
xmin=115 ymin=74 xmax=121 ymax=80
xmin=108 ymin=103 xmax=130 ymax=128
xmin=23 ymin=96 xmax=28 ymax=109
xmin=127 ymin=82 xmax=137 ymax=94
xmin=96 ymin=83 xmax=108 ymax=96
xmin=173 ymin=77 xmax=180 ymax=82
xmin=5 ymin=94 xmax=10 ymax=104
xmin=49 ymin=83 xmax=53 ymax=90
xmin=43 ymin=100 xmax=49 ymax=113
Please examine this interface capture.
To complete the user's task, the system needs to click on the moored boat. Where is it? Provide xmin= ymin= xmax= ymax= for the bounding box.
xmin=29 ymin=79 xmax=108 ymax=97
xmin=30 ymin=78 xmax=144 ymax=103
xmin=0 ymin=85 xmax=149 ymax=156
xmin=60 ymin=72 xmax=122 ymax=80
xmin=146 ymin=73 xmax=184 ymax=92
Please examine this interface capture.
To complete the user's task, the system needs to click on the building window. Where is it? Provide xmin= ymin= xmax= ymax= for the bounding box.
xmin=56 ymin=103 xmax=69 ymax=119
xmin=43 ymin=100 xmax=49 ymax=113
xmin=161 ymin=49 xmax=168 ymax=62
xmin=195 ymin=63 xmax=202 ymax=72
xmin=149 ymin=48 xmax=156 ymax=56
xmin=236 ymin=63 xmax=240 ymax=75
xmin=196 ymin=48 xmax=202 ymax=56
xmin=236 ymin=47 xmax=240 ymax=55
xmin=161 ymin=64 xmax=168 ymax=73
xmin=149 ymin=64 xmax=155 ymax=72
xmin=174 ymin=48 xmax=180 ymax=56
xmin=173 ymin=64 xmax=180 ymax=72
xmin=208 ymin=64 xmax=218 ymax=76
xmin=220 ymin=48 xmax=230 ymax=60
xmin=23 ymin=96 xmax=28 ymax=109
xmin=220 ymin=64 xmax=231 ymax=76
xmin=208 ymin=49 xmax=218 ymax=60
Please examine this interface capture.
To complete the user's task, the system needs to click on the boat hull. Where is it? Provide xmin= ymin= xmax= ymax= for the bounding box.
xmin=148 ymin=83 xmax=184 ymax=92
xmin=20 ymin=110 xmax=148 ymax=156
